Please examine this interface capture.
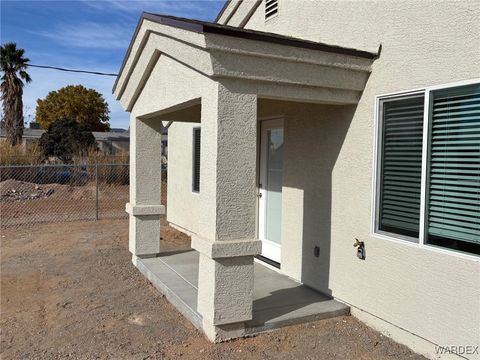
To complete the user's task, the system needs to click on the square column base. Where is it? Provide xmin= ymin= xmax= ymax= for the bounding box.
xmin=202 ymin=319 xmax=246 ymax=343
xmin=127 ymin=203 xmax=165 ymax=256
xmin=192 ymin=235 xmax=261 ymax=328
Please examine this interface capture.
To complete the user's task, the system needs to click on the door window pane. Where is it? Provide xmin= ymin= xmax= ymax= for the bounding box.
xmin=265 ymin=128 xmax=283 ymax=244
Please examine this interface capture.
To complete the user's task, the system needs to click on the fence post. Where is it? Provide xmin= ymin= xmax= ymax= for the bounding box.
xmin=95 ymin=163 xmax=99 ymax=221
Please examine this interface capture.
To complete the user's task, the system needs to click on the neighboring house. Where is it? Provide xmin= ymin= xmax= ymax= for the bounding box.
xmin=0 ymin=126 xmax=45 ymax=152
xmin=0 ymin=126 xmax=164 ymax=156
xmin=91 ymin=130 xmax=130 ymax=155
xmin=114 ymin=1 xmax=479 ymax=358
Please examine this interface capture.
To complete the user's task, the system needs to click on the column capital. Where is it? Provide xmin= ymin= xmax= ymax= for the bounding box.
xmin=191 ymin=234 xmax=261 ymax=259
xmin=126 ymin=202 xmax=165 ymax=216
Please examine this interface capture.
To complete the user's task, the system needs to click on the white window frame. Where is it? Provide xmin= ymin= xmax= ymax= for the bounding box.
xmin=372 ymin=78 xmax=480 ymax=259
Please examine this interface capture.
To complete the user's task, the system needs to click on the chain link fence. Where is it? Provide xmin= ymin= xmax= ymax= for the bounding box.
xmin=0 ymin=164 xmax=167 ymax=228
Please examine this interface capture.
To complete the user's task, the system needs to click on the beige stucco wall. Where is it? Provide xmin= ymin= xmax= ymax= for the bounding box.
xmin=247 ymin=1 xmax=480 ymax=357
xmin=270 ymin=101 xmax=480 ymax=358
xmin=127 ymin=47 xmax=218 ymax=243
xmin=164 ymin=0 xmax=480 ymax=357
xmin=167 ymin=121 xmax=202 ymax=234
xmin=130 ymin=54 xmax=212 ymax=120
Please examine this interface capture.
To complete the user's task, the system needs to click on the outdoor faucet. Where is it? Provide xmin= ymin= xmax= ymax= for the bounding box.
xmin=353 ymin=238 xmax=366 ymax=260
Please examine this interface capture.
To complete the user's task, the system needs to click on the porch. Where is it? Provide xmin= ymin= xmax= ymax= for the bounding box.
xmin=114 ymin=13 xmax=377 ymax=342
xmin=136 ymin=250 xmax=349 ymax=336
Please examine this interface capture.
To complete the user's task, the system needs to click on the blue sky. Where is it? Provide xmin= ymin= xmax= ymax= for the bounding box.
xmin=1 ymin=0 xmax=225 ymax=129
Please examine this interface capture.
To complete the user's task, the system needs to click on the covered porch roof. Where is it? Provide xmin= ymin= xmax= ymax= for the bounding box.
xmin=113 ymin=12 xmax=379 ymax=114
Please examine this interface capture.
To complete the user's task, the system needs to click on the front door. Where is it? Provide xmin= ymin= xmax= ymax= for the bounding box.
xmin=258 ymin=119 xmax=284 ymax=264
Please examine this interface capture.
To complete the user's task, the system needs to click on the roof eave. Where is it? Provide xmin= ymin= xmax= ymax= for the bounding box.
xmin=113 ymin=13 xmax=379 ymax=95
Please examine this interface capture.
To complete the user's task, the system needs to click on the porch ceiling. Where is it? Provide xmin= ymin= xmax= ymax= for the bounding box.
xmin=114 ymin=13 xmax=380 ymax=112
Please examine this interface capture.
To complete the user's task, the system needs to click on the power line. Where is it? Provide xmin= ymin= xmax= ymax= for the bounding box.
xmin=28 ymin=64 xmax=118 ymax=77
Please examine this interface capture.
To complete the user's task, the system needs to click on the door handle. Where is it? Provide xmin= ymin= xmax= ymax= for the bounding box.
xmin=257 ymin=193 xmax=262 ymax=198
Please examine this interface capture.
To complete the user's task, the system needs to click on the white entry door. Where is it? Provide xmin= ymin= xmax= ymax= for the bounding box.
xmin=258 ymin=119 xmax=284 ymax=264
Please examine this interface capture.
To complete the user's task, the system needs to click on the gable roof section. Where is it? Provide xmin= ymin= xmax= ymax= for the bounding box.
xmin=113 ymin=12 xmax=378 ymax=94
xmin=114 ymin=12 xmax=381 ymax=113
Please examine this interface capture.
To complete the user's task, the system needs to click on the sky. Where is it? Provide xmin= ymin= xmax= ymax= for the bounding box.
xmin=0 ymin=0 xmax=225 ymax=129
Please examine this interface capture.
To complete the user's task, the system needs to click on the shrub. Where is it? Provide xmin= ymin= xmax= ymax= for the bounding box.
xmin=39 ymin=118 xmax=97 ymax=163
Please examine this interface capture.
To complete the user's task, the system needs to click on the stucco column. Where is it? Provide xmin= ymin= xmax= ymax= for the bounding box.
xmin=126 ymin=116 xmax=165 ymax=262
xmin=191 ymin=83 xmax=261 ymax=341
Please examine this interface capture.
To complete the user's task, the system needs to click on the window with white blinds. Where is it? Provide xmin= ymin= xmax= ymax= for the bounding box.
xmin=192 ymin=127 xmax=201 ymax=193
xmin=427 ymin=84 xmax=480 ymax=247
xmin=375 ymin=80 xmax=479 ymax=256
xmin=379 ymin=96 xmax=424 ymax=238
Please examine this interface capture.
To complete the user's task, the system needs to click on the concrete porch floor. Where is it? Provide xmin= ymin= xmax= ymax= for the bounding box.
xmin=135 ymin=250 xmax=350 ymax=338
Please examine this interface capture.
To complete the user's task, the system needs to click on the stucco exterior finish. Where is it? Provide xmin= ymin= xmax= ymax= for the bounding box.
xmin=268 ymin=101 xmax=480 ymax=357
xmin=167 ymin=121 xmax=202 ymax=234
xmin=163 ymin=1 xmax=480 ymax=357
xmin=114 ymin=2 xmax=480 ymax=356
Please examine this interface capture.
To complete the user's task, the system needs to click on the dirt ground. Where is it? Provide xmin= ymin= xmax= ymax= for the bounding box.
xmin=1 ymin=219 xmax=426 ymax=360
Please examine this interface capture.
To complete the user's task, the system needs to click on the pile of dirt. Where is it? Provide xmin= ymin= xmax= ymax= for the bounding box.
xmin=0 ymin=179 xmax=104 ymax=203
xmin=0 ymin=180 xmax=56 ymax=202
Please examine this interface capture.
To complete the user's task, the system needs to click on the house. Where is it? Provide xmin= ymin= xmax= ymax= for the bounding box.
xmin=91 ymin=129 xmax=130 ymax=155
xmin=0 ymin=125 xmax=155 ymax=156
xmin=0 ymin=126 xmax=45 ymax=152
xmin=114 ymin=1 xmax=479 ymax=358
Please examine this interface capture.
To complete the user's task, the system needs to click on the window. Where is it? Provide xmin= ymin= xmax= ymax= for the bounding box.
xmin=192 ymin=127 xmax=201 ymax=193
xmin=378 ymin=95 xmax=424 ymax=239
xmin=265 ymin=0 xmax=278 ymax=20
xmin=375 ymin=80 xmax=480 ymax=256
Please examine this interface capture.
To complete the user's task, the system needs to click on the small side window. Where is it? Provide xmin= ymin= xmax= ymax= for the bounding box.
xmin=192 ymin=127 xmax=201 ymax=193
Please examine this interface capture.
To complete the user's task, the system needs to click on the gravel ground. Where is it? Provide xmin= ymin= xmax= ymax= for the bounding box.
xmin=0 ymin=219 xmax=426 ymax=360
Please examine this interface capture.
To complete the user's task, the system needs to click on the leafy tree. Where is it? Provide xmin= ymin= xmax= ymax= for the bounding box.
xmin=0 ymin=43 xmax=31 ymax=146
xmin=39 ymin=118 xmax=97 ymax=163
xmin=36 ymin=85 xmax=110 ymax=131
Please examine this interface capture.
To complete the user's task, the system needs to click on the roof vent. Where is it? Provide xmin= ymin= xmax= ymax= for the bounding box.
xmin=265 ymin=0 xmax=278 ymax=20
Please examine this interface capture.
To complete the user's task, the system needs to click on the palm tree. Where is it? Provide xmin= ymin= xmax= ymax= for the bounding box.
xmin=0 ymin=43 xmax=31 ymax=146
